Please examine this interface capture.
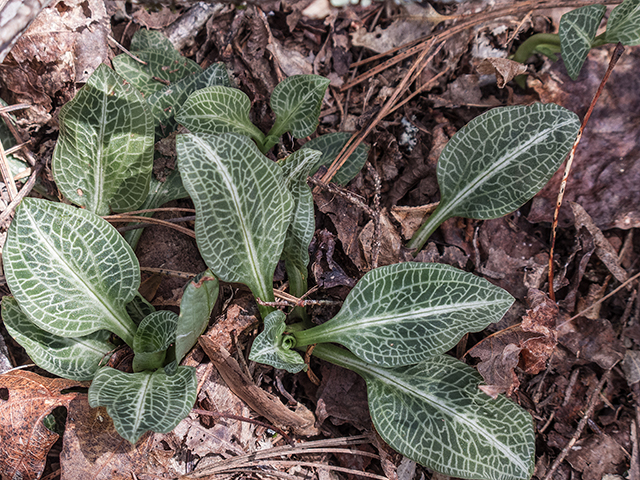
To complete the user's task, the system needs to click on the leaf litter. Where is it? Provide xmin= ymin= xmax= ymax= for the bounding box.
xmin=1 ymin=0 xmax=640 ymax=479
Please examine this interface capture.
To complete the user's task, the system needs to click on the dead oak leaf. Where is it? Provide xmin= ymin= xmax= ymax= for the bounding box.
xmin=476 ymin=57 xmax=528 ymax=88
xmin=0 ymin=370 xmax=86 ymax=480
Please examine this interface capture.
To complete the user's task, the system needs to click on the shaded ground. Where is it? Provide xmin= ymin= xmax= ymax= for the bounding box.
xmin=1 ymin=0 xmax=640 ymax=479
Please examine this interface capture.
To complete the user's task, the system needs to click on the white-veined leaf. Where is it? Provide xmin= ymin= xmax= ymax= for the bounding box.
xmin=176 ymin=86 xmax=266 ymax=144
xmin=293 ymin=262 xmax=514 ymax=367
xmin=174 ymin=270 xmax=219 ymax=363
xmin=2 ymin=296 xmax=114 ymax=381
xmin=132 ymin=310 xmax=178 ymax=372
xmin=408 ymin=103 xmax=580 ymax=251
xmin=130 ymin=29 xmax=176 ymax=53
xmin=249 ymin=310 xmax=306 ymax=373
xmin=52 ymin=64 xmax=154 ymax=215
xmin=313 ymin=345 xmax=535 ymax=480
xmin=88 ymin=366 xmax=197 ymax=444
xmin=559 ymin=5 xmax=606 ymax=79
xmin=605 ymin=0 xmax=640 ymax=46
xmin=302 ymin=132 xmax=370 ymax=185
xmin=266 ymin=75 xmax=330 ymax=147
xmin=3 ymin=198 xmax=139 ymax=346
xmin=177 ymin=133 xmax=293 ymax=302
xmin=126 ymin=292 xmax=156 ymax=325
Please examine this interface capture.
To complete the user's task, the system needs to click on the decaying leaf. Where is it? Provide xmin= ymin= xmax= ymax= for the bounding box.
xmin=621 ymin=350 xmax=640 ymax=385
xmin=0 ymin=370 xmax=85 ymax=480
xmin=557 ymin=316 xmax=625 ymax=369
xmin=476 ymin=57 xmax=528 ymax=88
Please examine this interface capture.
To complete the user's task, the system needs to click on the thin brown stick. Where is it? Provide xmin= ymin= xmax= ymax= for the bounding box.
xmin=0 ymin=161 xmax=43 ymax=226
xmin=0 ymin=135 xmax=18 ymax=200
xmin=548 ymin=43 xmax=626 ymax=300
xmin=542 ymin=369 xmax=611 ymax=480
xmin=104 ymin=214 xmax=196 ymax=238
xmin=120 ymin=207 xmax=196 ymax=215
xmin=0 ymin=103 xmax=30 ymax=114
xmin=140 ymin=267 xmax=197 ymax=279
xmin=214 ymin=461 xmax=389 ymax=480
xmin=107 ymin=34 xmax=147 ymax=65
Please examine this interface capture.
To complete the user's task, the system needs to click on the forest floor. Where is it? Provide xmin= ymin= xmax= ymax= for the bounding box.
xmin=1 ymin=0 xmax=640 ymax=479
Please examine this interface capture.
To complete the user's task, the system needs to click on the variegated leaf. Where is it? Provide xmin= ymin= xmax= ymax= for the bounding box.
xmin=130 ymin=29 xmax=176 ymax=53
xmin=132 ymin=310 xmax=178 ymax=372
xmin=605 ymin=0 xmax=640 ymax=46
xmin=249 ymin=310 xmax=306 ymax=373
xmin=559 ymin=5 xmax=606 ymax=79
xmin=302 ymin=132 xmax=369 ymax=185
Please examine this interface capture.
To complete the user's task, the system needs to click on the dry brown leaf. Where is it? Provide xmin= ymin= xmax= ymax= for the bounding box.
xmin=622 ymin=350 xmax=640 ymax=385
xmin=557 ymin=316 xmax=625 ymax=369
xmin=359 ymin=209 xmax=403 ymax=268
xmin=390 ymin=203 xmax=438 ymax=240
xmin=0 ymin=370 xmax=85 ymax=480
xmin=476 ymin=57 xmax=528 ymax=88
xmin=132 ymin=6 xmax=181 ymax=29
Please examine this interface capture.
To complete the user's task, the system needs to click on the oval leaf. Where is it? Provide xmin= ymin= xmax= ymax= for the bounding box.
xmin=268 ymin=75 xmax=330 ymax=140
xmin=302 ymin=132 xmax=370 ymax=185
xmin=409 ymin=103 xmax=580 ymax=251
xmin=293 ymin=262 xmax=514 ymax=367
xmin=176 ymin=86 xmax=266 ymax=144
xmin=313 ymin=345 xmax=535 ymax=480
xmin=88 ymin=366 xmax=197 ymax=444
xmin=249 ymin=310 xmax=306 ymax=373
xmin=559 ymin=5 xmax=606 ymax=79
xmin=605 ymin=0 xmax=640 ymax=46
xmin=130 ymin=29 xmax=176 ymax=53
xmin=133 ymin=310 xmax=178 ymax=372
xmin=52 ymin=64 xmax=154 ymax=215
xmin=2 ymin=296 xmax=114 ymax=381
xmin=177 ymin=133 xmax=293 ymax=301
xmin=175 ymin=270 xmax=219 ymax=363
xmin=3 ymin=198 xmax=139 ymax=346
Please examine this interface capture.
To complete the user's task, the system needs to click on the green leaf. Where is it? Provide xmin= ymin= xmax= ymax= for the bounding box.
xmin=408 ymin=103 xmax=580 ymax=251
xmin=176 ymin=86 xmax=266 ymax=144
xmin=278 ymin=148 xmax=322 ymax=276
xmin=293 ymin=262 xmax=514 ymax=367
xmin=2 ymin=296 xmax=114 ymax=381
xmin=123 ymin=168 xmax=190 ymax=249
xmin=146 ymin=63 xmax=231 ymax=133
xmin=52 ymin=64 xmax=154 ymax=216
xmin=126 ymin=292 xmax=156 ymax=325
xmin=249 ymin=310 xmax=307 ymax=373
xmin=267 ymin=75 xmax=330 ymax=143
xmin=605 ymin=0 xmax=640 ymax=46
xmin=302 ymin=132 xmax=370 ymax=185
xmin=313 ymin=345 xmax=535 ymax=480
xmin=177 ymin=133 xmax=293 ymax=302
xmin=175 ymin=270 xmax=219 ymax=363
xmin=88 ymin=366 xmax=197 ymax=443
xmin=559 ymin=5 xmax=606 ymax=79
xmin=132 ymin=310 xmax=178 ymax=372
xmin=113 ymin=50 xmax=201 ymax=96
xmin=3 ymin=198 xmax=139 ymax=346
xmin=130 ymin=29 xmax=176 ymax=53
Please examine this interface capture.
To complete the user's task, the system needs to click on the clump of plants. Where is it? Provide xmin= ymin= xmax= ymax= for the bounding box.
xmin=1 ymin=27 xmax=583 ymax=480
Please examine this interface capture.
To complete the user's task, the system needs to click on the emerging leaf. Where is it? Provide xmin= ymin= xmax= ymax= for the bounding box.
xmin=177 ymin=133 xmax=293 ymax=303
xmin=249 ymin=310 xmax=307 ymax=373
xmin=126 ymin=292 xmax=156 ymax=325
xmin=266 ymin=75 xmax=330 ymax=146
xmin=293 ymin=262 xmax=514 ymax=367
xmin=132 ymin=310 xmax=178 ymax=372
xmin=559 ymin=5 xmax=606 ymax=79
xmin=174 ymin=270 xmax=219 ymax=363
xmin=313 ymin=345 xmax=535 ymax=480
xmin=52 ymin=64 xmax=154 ymax=215
xmin=3 ymin=296 xmax=114 ymax=381
xmin=605 ymin=0 xmax=640 ymax=46
xmin=176 ymin=86 xmax=266 ymax=144
xmin=88 ymin=366 xmax=197 ymax=444
xmin=408 ymin=103 xmax=580 ymax=251
xmin=3 ymin=198 xmax=140 ymax=346
xmin=302 ymin=132 xmax=370 ymax=185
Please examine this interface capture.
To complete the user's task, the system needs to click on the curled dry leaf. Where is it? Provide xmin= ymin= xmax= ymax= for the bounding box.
xmin=476 ymin=58 xmax=528 ymax=88
xmin=0 ymin=370 xmax=85 ymax=480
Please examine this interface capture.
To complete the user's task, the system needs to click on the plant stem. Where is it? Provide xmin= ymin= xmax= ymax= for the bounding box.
xmin=512 ymin=33 xmax=561 ymax=64
xmin=286 ymin=262 xmax=309 ymax=322
xmin=307 ymin=343 xmax=378 ymax=380
xmin=591 ymin=32 xmax=608 ymax=48
xmin=406 ymin=202 xmax=450 ymax=254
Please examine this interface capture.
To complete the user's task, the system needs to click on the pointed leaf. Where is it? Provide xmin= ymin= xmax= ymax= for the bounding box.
xmin=268 ymin=75 xmax=330 ymax=140
xmin=2 ymin=296 xmax=114 ymax=381
xmin=249 ymin=310 xmax=306 ymax=373
xmin=177 ymin=133 xmax=293 ymax=301
xmin=175 ymin=270 xmax=219 ymax=363
xmin=409 ymin=103 xmax=580 ymax=251
xmin=278 ymin=148 xmax=322 ymax=274
xmin=302 ymin=132 xmax=370 ymax=185
xmin=313 ymin=345 xmax=535 ymax=480
xmin=88 ymin=366 xmax=197 ymax=443
xmin=293 ymin=262 xmax=514 ymax=367
xmin=146 ymin=63 xmax=231 ymax=132
xmin=132 ymin=310 xmax=178 ymax=372
xmin=559 ymin=5 xmax=606 ymax=79
xmin=126 ymin=292 xmax=156 ymax=325
xmin=3 ymin=198 xmax=139 ymax=346
xmin=605 ymin=0 xmax=640 ymax=46
xmin=52 ymin=64 xmax=154 ymax=215
xmin=176 ymin=86 xmax=266 ymax=144
xmin=113 ymin=50 xmax=201 ymax=96
xmin=130 ymin=29 xmax=176 ymax=53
